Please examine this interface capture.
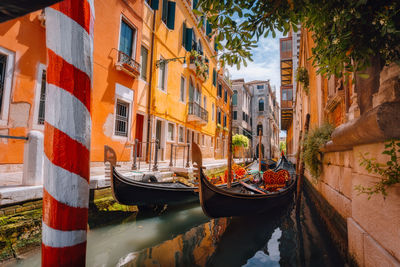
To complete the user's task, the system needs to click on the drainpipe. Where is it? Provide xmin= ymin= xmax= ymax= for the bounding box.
xmin=146 ymin=9 xmax=157 ymax=162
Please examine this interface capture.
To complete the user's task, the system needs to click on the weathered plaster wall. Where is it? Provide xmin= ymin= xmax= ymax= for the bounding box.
xmin=306 ymin=142 xmax=400 ymax=266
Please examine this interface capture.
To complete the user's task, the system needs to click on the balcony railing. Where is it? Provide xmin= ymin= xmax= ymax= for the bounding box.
xmin=115 ymin=50 xmax=140 ymax=78
xmin=188 ymin=101 xmax=208 ymax=124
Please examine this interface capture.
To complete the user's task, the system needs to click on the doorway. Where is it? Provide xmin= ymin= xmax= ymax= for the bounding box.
xmin=135 ymin=114 xmax=144 ymax=157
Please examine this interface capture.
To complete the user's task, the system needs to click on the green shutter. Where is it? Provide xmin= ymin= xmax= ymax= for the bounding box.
xmin=162 ymin=0 xmax=168 ymax=23
xmin=185 ymin=28 xmax=193 ymax=51
xmin=206 ymin=21 xmax=212 ymax=36
xmin=151 ymin=0 xmax=159 ymax=10
xmin=193 ymin=0 xmax=198 ymax=9
xmin=182 ymin=23 xmax=186 ymax=47
xmin=214 ymin=42 xmax=218 ymax=52
xmin=166 ymin=1 xmax=176 ymax=30
xmin=212 ymin=68 xmax=216 ymax=86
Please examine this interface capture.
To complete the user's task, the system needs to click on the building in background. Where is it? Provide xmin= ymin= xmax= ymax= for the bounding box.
xmin=231 ymin=78 xmax=252 ymax=143
xmin=247 ymin=80 xmax=280 ymax=159
xmin=214 ymin=70 xmax=232 ymax=159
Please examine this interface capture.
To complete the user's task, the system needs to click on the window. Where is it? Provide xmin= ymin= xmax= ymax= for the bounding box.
xmin=233 ymin=111 xmax=237 ymax=120
xmin=140 ymin=46 xmax=148 ymax=81
xmin=212 ymin=68 xmax=217 ymax=86
xmin=115 ymin=100 xmax=129 ymax=137
xmin=217 ymin=109 xmax=221 ymax=124
xmin=202 ymin=135 xmax=205 ymax=146
xmin=281 ymin=39 xmax=292 ymax=53
xmin=257 ymin=124 xmax=263 ymax=136
xmin=203 ymin=95 xmax=207 ymax=109
xmin=218 ymin=83 xmax=222 ymax=97
xmin=282 ymin=88 xmax=293 ymax=101
xmin=223 ymin=114 xmax=227 ymax=127
xmin=186 ymin=129 xmax=190 ymax=144
xmin=189 ymin=78 xmax=194 ymax=101
xmin=180 ymin=76 xmax=186 ymax=102
xmin=212 ymin=103 xmax=215 ymax=121
xmin=119 ymin=20 xmax=136 ymax=58
xmin=232 ymin=90 xmax=237 ymax=106
xmin=242 ymin=112 xmax=245 ymax=121
xmin=224 ymin=89 xmax=227 ymax=103
xmin=167 ymin=123 xmax=175 ymax=141
xmin=0 ymin=53 xmax=7 ymax=115
xmin=257 ymin=84 xmax=264 ymax=90
xmin=161 ymin=0 xmax=168 ymax=24
xmin=259 ymin=98 xmax=264 ymax=111
xmin=37 ymin=70 xmax=46 ymax=125
xmin=158 ymin=56 xmax=167 ymax=91
xmin=179 ymin=126 xmax=184 ymax=143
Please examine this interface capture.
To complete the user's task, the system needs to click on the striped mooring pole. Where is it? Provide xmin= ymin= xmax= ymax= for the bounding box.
xmin=42 ymin=0 xmax=94 ymax=266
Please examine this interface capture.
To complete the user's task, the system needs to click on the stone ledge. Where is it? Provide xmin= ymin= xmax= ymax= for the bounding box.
xmin=0 ymin=186 xmax=42 ymax=206
xmin=322 ymin=101 xmax=400 ymax=152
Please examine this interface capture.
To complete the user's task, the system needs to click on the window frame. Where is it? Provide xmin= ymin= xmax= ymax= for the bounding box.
xmin=114 ymin=99 xmax=130 ymax=137
xmin=118 ymin=16 xmax=138 ymax=60
xmin=140 ymin=45 xmax=149 ymax=81
xmin=113 ymin=83 xmax=134 ymax=140
xmin=0 ymin=47 xmax=14 ymax=126
xmin=178 ymin=125 xmax=185 ymax=143
xmin=158 ymin=55 xmax=168 ymax=92
xmin=167 ymin=122 xmax=175 ymax=142
xmin=180 ymin=75 xmax=186 ymax=103
xmin=32 ymin=63 xmax=46 ymax=130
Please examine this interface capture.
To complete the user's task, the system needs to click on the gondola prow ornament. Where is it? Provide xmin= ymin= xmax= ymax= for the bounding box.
xmin=42 ymin=0 xmax=94 ymax=266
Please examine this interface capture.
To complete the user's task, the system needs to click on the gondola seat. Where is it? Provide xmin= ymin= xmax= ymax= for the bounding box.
xmin=262 ymin=169 xmax=290 ymax=191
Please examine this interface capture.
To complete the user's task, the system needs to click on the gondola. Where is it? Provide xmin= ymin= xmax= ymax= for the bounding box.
xmin=104 ymin=145 xmax=250 ymax=206
xmin=192 ymin=143 xmax=297 ymax=218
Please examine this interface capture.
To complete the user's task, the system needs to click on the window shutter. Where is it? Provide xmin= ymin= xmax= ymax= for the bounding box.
xmin=214 ymin=42 xmax=218 ymax=52
xmin=206 ymin=21 xmax=212 ymax=36
xmin=151 ymin=0 xmax=159 ymax=10
xmin=185 ymin=28 xmax=193 ymax=51
xmin=166 ymin=1 xmax=176 ymax=30
xmin=162 ymin=0 xmax=168 ymax=23
xmin=193 ymin=0 xmax=198 ymax=9
xmin=182 ymin=23 xmax=186 ymax=47
xmin=212 ymin=68 xmax=216 ymax=86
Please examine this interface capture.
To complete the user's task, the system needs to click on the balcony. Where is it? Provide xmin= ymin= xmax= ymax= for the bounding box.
xmin=115 ymin=50 xmax=140 ymax=78
xmin=188 ymin=101 xmax=208 ymax=125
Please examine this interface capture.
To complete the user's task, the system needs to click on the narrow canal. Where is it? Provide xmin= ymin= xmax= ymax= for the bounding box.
xmin=11 ymin=191 xmax=345 ymax=267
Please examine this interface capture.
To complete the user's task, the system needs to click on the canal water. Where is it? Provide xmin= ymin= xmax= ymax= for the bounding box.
xmin=10 ymin=191 xmax=345 ymax=267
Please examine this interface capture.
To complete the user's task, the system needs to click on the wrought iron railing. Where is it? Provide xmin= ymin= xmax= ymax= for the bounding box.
xmin=117 ymin=50 xmax=140 ymax=75
xmin=188 ymin=101 xmax=208 ymax=122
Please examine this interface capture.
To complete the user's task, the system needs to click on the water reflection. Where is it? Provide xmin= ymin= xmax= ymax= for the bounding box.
xmin=10 ymin=192 xmax=345 ymax=267
xmin=117 ymin=192 xmax=344 ymax=267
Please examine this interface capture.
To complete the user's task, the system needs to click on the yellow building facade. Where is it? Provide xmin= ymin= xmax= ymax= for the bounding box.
xmin=142 ymin=0 xmax=220 ymax=161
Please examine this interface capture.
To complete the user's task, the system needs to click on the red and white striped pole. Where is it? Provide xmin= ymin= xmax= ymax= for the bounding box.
xmin=42 ymin=0 xmax=94 ymax=266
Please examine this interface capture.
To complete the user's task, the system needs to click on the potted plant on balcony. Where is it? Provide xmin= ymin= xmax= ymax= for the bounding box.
xmin=189 ymin=50 xmax=209 ymax=82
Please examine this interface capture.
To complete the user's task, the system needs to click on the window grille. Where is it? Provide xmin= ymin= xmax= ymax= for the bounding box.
xmin=37 ymin=70 xmax=47 ymax=124
xmin=115 ymin=100 xmax=129 ymax=137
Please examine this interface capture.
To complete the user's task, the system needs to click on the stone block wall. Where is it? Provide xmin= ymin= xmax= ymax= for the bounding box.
xmin=307 ymin=141 xmax=400 ymax=266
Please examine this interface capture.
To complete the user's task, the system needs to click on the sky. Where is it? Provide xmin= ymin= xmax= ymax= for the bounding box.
xmin=226 ymin=32 xmax=287 ymax=137
xmin=227 ymin=32 xmax=283 ymax=92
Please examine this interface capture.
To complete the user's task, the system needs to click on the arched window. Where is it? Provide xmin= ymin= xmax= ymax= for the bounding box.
xmin=232 ymin=90 xmax=238 ymax=106
xmin=258 ymin=98 xmax=264 ymax=111
xmin=257 ymin=124 xmax=263 ymax=136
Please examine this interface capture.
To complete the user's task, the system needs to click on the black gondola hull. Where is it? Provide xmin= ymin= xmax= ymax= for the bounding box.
xmin=198 ymin=164 xmax=297 ymax=218
xmin=112 ymin=168 xmax=198 ymax=206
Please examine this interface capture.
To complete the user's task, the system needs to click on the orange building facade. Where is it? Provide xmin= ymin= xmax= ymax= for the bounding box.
xmin=0 ymin=0 xmax=144 ymax=167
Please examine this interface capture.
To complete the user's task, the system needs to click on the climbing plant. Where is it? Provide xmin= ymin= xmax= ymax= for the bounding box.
xmin=302 ymin=123 xmax=334 ymax=179
xmin=196 ymin=0 xmax=400 ymax=78
xmin=296 ymin=67 xmax=309 ymax=95
xmin=355 ymin=139 xmax=400 ymax=199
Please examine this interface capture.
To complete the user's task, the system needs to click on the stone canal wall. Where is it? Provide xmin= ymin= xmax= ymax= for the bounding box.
xmin=0 ymin=187 xmax=137 ymax=262
xmin=305 ymin=141 xmax=400 ymax=266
